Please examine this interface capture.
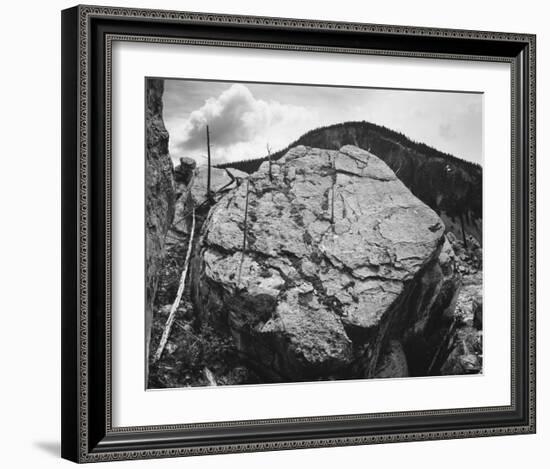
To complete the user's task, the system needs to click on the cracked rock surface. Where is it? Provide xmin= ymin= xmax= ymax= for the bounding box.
xmin=193 ymin=145 xmax=453 ymax=380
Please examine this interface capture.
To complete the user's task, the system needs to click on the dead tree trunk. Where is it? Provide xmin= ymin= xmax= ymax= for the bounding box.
xmin=266 ymin=143 xmax=272 ymax=181
xmin=236 ymin=179 xmax=251 ymax=287
xmin=330 ymin=154 xmax=336 ymax=229
xmin=153 ymin=207 xmax=196 ymax=363
xmin=206 ymin=125 xmax=212 ymax=200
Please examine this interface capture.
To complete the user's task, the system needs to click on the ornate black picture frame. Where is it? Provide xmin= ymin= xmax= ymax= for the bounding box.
xmin=61 ymin=5 xmax=536 ymax=463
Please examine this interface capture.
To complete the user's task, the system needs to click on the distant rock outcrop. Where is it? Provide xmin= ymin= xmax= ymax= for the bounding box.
xmin=145 ymin=79 xmax=175 ymax=363
xmin=193 ymin=145 xmax=461 ymax=381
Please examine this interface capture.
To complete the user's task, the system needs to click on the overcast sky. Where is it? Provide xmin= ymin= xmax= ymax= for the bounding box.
xmin=162 ymin=79 xmax=482 ymax=167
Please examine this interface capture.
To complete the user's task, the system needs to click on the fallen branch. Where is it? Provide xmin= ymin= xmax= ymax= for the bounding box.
xmin=203 ymin=367 xmax=217 ymax=386
xmin=153 ymin=207 xmax=196 ymax=363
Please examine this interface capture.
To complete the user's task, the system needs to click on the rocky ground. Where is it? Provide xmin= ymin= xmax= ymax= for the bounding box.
xmin=148 ymin=162 xmax=259 ymax=388
xmin=147 ymin=145 xmax=483 ymax=388
xmin=439 ymin=232 xmax=483 ymax=375
xmin=148 ymin=228 xmax=261 ymax=388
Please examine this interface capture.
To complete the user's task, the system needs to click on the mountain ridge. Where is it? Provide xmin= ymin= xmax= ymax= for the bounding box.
xmin=217 ymin=121 xmax=482 ymax=242
xmin=219 ymin=121 xmax=481 ymax=172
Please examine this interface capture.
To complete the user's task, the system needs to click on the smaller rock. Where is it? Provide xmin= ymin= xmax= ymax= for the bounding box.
xmin=174 ymin=157 xmax=197 ymax=185
xmin=165 ymin=342 xmax=178 ymax=355
xmin=446 ymin=232 xmax=458 ymax=245
xmin=455 ymin=277 xmax=482 ymax=324
xmin=158 ymin=304 xmax=172 ymax=317
xmin=259 ymin=287 xmax=353 ymax=378
xmin=438 ymin=238 xmax=456 ymax=276
xmin=156 ymin=301 xmax=194 ymax=320
xmin=440 ymin=326 xmax=482 ymax=375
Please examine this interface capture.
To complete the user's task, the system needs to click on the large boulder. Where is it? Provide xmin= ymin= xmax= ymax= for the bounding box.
xmin=193 ymin=145 xmax=458 ymax=380
xmin=174 ymin=157 xmax=197 ymax=186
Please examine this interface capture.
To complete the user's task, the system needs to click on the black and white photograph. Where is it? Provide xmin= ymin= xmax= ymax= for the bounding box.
xmin=145 ymin=77 xmax=483 ymax=389
xmin=54 ymin=3 xmax=538 ymax=464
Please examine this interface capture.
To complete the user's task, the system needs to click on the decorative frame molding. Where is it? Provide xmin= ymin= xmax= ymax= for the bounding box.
xmin=61 ymin=5 xmax=536 ymax=463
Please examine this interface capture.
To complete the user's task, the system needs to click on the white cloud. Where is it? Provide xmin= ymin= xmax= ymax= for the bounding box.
xmin=170 ymin=84 xmax=312 ymax=165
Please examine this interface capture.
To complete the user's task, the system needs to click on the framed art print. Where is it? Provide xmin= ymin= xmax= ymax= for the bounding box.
xmin=61 ymin=5 xmax=536 ymax=463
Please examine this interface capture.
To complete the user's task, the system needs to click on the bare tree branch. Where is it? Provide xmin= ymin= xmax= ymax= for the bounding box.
xmin=206 ymin=125 xmax=212 ymax=200
xmin=266 ymin=143 xmax=273 ymax=181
